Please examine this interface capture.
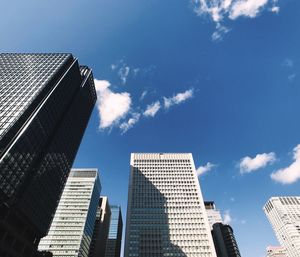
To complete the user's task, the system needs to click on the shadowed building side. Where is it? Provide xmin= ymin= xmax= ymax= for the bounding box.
xmin=104 ymin=205 xmax=123 ymax=257
xmin=89 ymin=197 xmax=111 ymax=257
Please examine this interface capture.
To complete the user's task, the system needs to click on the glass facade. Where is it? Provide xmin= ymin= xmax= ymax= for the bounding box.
xmin=89 ymin=197 xmax=111 ymax=257
xmin=105 ymin=206 xmax=123 ymax=257
xmin=125 ymin=153 xmax=217 ymax=257
xmin=0 ymin=53 xmax=96 ymax=257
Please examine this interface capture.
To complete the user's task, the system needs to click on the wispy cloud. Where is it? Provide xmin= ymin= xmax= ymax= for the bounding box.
xmin=164 ymin=89 xmax=194 ymax=109
xmin=119 ymin=113 xmax=141 ymax=134
xmin=140 ymin=90 xmax=148 ymax=101
xmin=223 ymin=210 xmax=232 ymax=224
xmin=271 ymin=144 xmax=300 ymax=184
xmin=196 ymin=162 xmax=217 ymax=176
xmin=118 ymin=66 xmax=130 ymax=85
xmin=239 ymin=152 xmax=276 ymax=173
xmin=192 ymin=0 xmax=280 ymax=41
xmin=94 ymin=79 xmax=131 ymax=129
xmin=143 ymin=101 xmax=161 ymax=117
xmin=212 ymin=23 xmax=230 ymax=42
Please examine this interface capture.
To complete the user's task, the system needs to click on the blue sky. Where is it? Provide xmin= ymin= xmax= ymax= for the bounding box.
xmin=1 ymin=0 xmax=300 ymax=256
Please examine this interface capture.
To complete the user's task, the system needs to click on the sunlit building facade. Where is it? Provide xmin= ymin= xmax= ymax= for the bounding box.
xmin=39 ymin=169 xmax=101 ymax=257
xmin=204 ymin=201 xmax=223 ymax=230
xmin=125 ymin=153 xmax=217 ymax=257
xmin=264 ymin=197 xmax=300 ymax=257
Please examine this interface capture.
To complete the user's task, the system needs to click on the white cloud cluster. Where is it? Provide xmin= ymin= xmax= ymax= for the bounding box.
xmin=193 ymin=0 xmax=280 ymax=41
xmin=94 ymin=79 xmax=131 ymax=129
xmin=164 ymin=89 xmax=194 ymax=109
xmin=143 ymin=101 xmax=161 ymax=117
xmin=95 ymin=78 xmax=194 ymax=133
xmin=239 ymin=152 xmax=276 ymax=173
xmin=271 ymin=144 xmax=300 ymax=184
xmin=196 ymin=162 xmax=217 ymax=176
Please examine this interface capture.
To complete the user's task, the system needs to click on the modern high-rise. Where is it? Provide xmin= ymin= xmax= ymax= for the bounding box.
xmin=211 ymin=223 xmax=241 ymax=257
xmin=266 ymin=246 xmax=286 ymax=257
xmin=105 ymin=205 xmax=123 ymax=257
xmin=205 ymin=201 xmax=223 ymax=230
xmin=264 ymin=197 xmax=300 ymax=257
xmin=125 ymin=153 xmax=217 ymax=257
xmin=89 ymin=197 xmax=111 ymax=257
xmin=38 ymin=169 xmax=101 ymax=257
xmin=0 ymin=53 xmax=96 ymax=257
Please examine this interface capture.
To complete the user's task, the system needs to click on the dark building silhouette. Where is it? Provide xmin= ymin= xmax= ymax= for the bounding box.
xmin=105 ymin=205 xmax=123 ymax=257
xmin=0 ymin=53 xmax=96 ymax=257
xmin=212 ymin=223 xmax=241 ymax=257
xmin=89 ymin=197 xmax=111 ymax=257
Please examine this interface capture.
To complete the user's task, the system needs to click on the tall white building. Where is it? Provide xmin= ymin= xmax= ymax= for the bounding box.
xmin=125 ymin=153 xmax=217 ymax=257
xmin=39 ymin=169 xmax=101 ymax=257
xmin=204 ymin=201 xmax=223 ymax=230
xmin=264 ymin=197 xmax=300 ymax=257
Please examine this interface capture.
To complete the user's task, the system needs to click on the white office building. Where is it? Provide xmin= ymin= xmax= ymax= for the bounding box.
xmin=125 ymin=153 xmax=217 ymax=257
xmin=204 ymin=201 xmax=223 ymax=230
xmin=39 ymin=169 xmax=101 ymax=257
xmin=264 ymin=197 xmax=300 ymax=257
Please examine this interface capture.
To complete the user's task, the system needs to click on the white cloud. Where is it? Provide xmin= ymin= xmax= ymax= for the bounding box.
xmin=94 ymin=79 xmax=131 ymax=129
xmin=271 ymin=6 xmax=279 ymax=13
xmin=118 ymin=66 xmax=130 ymax=85
xmin=271 ymin=144 xmax=300 ymax=184
xmin=196 ymin=162 xmax=217 ymax=176
xmin=229 ymin=0 xmax=269 ymax=19
xmin=143 ymin=101 xmax=161 ymax=117
xmin=164 ymin=89 xmax=194 ymax=109
xmin=223 ymin=210 xmax=232 ymax=224
xmin=111 ymin=64 xmax=117 ymax=70
xmin=192 ymin=0 xmax=279 ymax=41
xmin=239 ymin=152 xmax=276 ymax=173
xmin=119 ymin=113 xmax=141 ymax=134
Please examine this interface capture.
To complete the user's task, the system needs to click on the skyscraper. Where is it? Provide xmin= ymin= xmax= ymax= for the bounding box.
xmin=105 ymin=205 xmax=123 ymax=257
xmin=89 ymin=197 xmax=111 ymax=257
xmin=125 ymin=153 xmax=217 ymax=257
xmin=211 ymin=223 xmax=241 ymax=257
xmin=38 ymin=169 xmax=101 ymax=257
xmin=0 ymin=53 xmax=96 ymax=257
xmin=264 ymin=197 xmax=300 ymax=257
xmin=205 ymin=201 xmax=223 ymax=230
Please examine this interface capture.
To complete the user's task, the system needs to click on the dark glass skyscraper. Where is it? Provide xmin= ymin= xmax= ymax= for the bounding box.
xmin=105 ymin=206 xmax=123 ymax=257
xmin=211 ymin=223 xmax=241 ymax=257
xmin=0 ymin=53 xmax=96 ymax=257
xmin=89 ymin=197 xmax=111 ymax=257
